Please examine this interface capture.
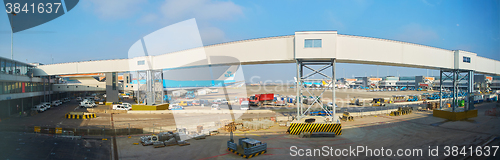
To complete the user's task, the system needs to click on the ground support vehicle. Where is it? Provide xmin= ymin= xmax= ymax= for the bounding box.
xmin=227 ymin=138 xmax=267 ymax=158
xmin=249 ymin=93 xmax=274 ymax=106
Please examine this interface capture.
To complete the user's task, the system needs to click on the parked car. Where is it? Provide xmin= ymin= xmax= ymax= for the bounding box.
xmin=113 ymin=103 xmax=131 ymax=110
xmin=82 ymin=99 xmax=95 ymax=104
xmin=220 ymin=99 xmax=228 ymax=104
xmin=76 ymin=97 xmax=82 ymax=101
xmin=199 ymin=99 xmax=211 ymax=106
xmin=63 ymin=98 xmax=70 ymax=103
xmin=191 ymin=100 xmax=200 ymax=106
xmin=240 ymin=101 xmax=249 ymax=110
xmin=211 ymin=104 xmax=220 ymax=110
xmin=212 ymin=99 xmax=221 ymax=105
xmin=52 ymin=100 xmax=62 ymax=107
xmin=80 ymin=101 xmax=96 ymax=108
xmin=41 ymin=102 xmax=51 ymax=109
xmin=169 ymin=104 xmax=183 ymax=110
xmin=31 ymin=105 xmax=45 ymax=112
xmin=179 ymin=101 xmax=188 ymax=106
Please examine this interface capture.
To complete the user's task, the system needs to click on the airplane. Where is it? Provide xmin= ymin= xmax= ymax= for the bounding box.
xmin=294 ymin=77 xmax=328 ymax=87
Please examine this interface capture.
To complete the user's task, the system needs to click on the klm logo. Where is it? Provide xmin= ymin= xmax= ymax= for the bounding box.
xmin=224 ymin=71 xmax=234 ymax=77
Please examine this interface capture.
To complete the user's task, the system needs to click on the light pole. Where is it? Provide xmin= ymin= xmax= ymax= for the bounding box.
xmin=9 ymin=12 xmax=16 ymax=60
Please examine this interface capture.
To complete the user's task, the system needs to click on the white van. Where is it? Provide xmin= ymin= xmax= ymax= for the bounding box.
xmin=113 ymin=103 xmax=132 ymax=111
xmin=80 ymin=101 xmax=96 ymax=108
xmin=240 ymin=101 xmax=249 ymax=110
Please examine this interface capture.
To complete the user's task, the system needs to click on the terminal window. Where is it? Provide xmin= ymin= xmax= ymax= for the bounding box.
xmin=463 ymin=56 xmax=471 ymax=63
xmin=304 ymin=39 xmax=322 ymax=48
xmin=137 ymin=60 xmax=145 ymax=65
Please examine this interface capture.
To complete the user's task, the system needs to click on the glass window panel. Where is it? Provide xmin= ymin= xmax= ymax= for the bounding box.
xmin=313 ymin=39 xmax=322 ymax=47
xmin=0 ymin=59 xmax=4 ymax=73
xmin=304 ymin=39 xmax=313 ymax=48
xmin=6 ymin=61 xmax=11 ymax=74
xmin=305 ymin=39 xmax=322 ymax=48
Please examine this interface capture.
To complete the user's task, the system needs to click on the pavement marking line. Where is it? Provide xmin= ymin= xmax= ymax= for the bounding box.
xmin=234 ymin=133 xmax=245 ymax=138
xmin=242 ymin=131 xmax=261 ymax=137
xmin=197 ymin=153 xmax=230 ymax=160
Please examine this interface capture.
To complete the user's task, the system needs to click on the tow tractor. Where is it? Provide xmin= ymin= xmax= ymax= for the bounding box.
xmin=370 ymin=98 xmax=386 ymax=106
xmin=226 ymin=122 xmax=267 ymax=158
xmin=350 ymin=98 xmax=362 ymax=106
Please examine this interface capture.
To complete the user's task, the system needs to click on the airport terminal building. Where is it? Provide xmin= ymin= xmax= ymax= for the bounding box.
xmin=0 ymin=57 xmax=66 ymax=118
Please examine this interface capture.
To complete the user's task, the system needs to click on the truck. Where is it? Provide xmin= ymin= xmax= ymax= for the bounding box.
xmin=113 ymin=103 xmax=132 ymax=110
xmin=249 ymin=93 xmax=274 ymax=106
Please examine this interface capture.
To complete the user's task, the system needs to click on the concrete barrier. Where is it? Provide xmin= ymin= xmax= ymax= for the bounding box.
xmin=131 ymin=103 xmax=169 ymax=110
xmin=433 ymin=109 xmax=478 ymax=121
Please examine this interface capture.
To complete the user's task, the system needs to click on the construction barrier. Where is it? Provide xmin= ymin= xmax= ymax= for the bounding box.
xmin=287 ymin=123 xmax=342 ymax=135
xmin=65 ymin=113 xmax=96 ymax=119
xmin=390 ymin=107 xmax=413 ymax=116
xmin=340 ymin=111 xmax=354 ymax=121
xmin=131 ymin=103 xmax=169 ymax=110
xmin=228 ymin=148 xmax=266 ymax=159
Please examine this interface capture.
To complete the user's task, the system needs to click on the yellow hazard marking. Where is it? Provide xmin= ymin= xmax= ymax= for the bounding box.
xmin=287 ymin=123 xmax=342 ymax=135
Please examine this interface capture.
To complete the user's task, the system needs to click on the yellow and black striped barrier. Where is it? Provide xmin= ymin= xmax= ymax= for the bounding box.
xmin=227 ymin=148 xmax=266 ymax=159
xmin=65 ymin=113 xmax=96 ymax=119
xmin=287 ymin=123 xmax=342 ymax=135
xmin=390 ymin=111 xmax=401 ymax=116
xmin=390 ymin=107 xmax=413 ymax=116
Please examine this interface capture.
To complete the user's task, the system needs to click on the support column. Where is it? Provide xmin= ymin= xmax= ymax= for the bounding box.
xmin=296 ymin=59 xmax=336 ymax=121
xmin=146 ymin=70 xmax=153 ymax=105
xmin=105 ymin=72 xmax=119 ymax=103
xmin=48 ymin=76 xmax=52 ymax=102
xmin=439 ymin=70 xmax=443 ymax=109
xmin=452 ymin=70 xmax=456 ymax=112
xmin=332 ymin=59 xmax=336 ymax=121
xmin=43 ymin=76 xmax=47 ymax=102
xmin=468 ymin=70 xmax=474 ymax=110
xmin=137 ymin=70 xmax=163 ymax=105
xmin=296 ymin=60 xmax=301 ymax=118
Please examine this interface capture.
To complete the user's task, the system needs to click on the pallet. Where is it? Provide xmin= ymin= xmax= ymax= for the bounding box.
xmin=154 ymin=145 xmax=166 ymax=148
xmin=238 ymin=128 xmax=250 ymax=131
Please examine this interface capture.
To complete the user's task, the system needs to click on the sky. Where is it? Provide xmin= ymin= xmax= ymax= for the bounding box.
xmin=0 ymin=0 xmax=499 ymax=83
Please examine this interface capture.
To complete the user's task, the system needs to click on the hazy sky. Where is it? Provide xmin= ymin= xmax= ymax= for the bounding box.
xmin=0 ymin=0 xmax=498 ymax=82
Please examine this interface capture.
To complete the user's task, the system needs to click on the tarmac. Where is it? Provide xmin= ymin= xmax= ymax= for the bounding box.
xmin=1 ymin=96 xmax=499 ymax=159
xmin=115 ymin=102 xmax=500 ymax=160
